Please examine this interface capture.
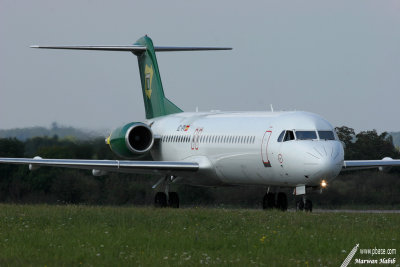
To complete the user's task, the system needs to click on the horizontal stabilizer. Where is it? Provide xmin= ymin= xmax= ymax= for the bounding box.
xmin=29 ymin=45 xmax=147 ymax=52
xmin=30 ymin=45 xmax=232 ymax=52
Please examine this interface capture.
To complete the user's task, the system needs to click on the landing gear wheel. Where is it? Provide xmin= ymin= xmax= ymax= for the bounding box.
xmin=276 ymin=192 xmax=288 ymax=211
xmin=297 ymin=199 xmax=304 ymax=211
xmin=305 ymin=199 xmax=313 ymax=212
xmin=168 ymin=192 xmax=179 ymax=208
xmin=154 ymin=192 xmax=167 ymax=208
xmin=262 ymin=193 xmax=275 ymax=210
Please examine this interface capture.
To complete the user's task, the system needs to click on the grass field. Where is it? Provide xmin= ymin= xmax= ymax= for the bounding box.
xmin=0 ymin=204 xmax=398 ymax=266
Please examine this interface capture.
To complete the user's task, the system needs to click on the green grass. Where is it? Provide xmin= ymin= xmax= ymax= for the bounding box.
xmin=0 ymin=204 xmax=398 ymax=266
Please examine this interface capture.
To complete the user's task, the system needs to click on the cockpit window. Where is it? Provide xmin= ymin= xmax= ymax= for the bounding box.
xmin=295 ymin=131 xmax=317 ymax=140
xmin=283 ymin=130 xmax=295 ymax=142
xmin=277 ymin=131 xmax=285 ymax=142
xmin=318 ymin=131 xmax=335 ymax=140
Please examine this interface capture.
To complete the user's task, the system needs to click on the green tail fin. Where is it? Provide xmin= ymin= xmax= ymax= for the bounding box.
xmin=133 ymin=36 xmax=183 ymax=119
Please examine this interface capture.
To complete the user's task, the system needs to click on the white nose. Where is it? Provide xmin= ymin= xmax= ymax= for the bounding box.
xmin=304 ymin=141 xmax=344 ymax=182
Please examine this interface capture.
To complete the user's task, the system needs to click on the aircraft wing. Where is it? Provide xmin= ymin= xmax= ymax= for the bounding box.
xmin=0 ymin=157 xmax=199 ymax=175
xmin=342 ymin=159 xmax=400 ymax=171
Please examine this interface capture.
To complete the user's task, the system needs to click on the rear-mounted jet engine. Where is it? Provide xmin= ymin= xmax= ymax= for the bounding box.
xmin=107 ymin=122 xmax=154 ymax=158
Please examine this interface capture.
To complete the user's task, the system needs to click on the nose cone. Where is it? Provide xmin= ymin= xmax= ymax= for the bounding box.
xmin=303 ymin=141 xmax=344 ymax=183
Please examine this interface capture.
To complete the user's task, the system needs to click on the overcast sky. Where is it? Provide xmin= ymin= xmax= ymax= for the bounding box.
xmin=1 ymin=0 xmax=399 ymax=133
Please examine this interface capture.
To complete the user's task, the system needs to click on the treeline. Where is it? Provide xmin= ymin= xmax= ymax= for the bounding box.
xmin=0 ymin=127 xmax=399 ymax=208
xmin=0 ymin=122 xmax=101 ymax=141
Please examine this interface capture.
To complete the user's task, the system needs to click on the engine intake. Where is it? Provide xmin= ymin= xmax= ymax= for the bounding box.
xmin=108 ymin=122 xmax=154 ymax=158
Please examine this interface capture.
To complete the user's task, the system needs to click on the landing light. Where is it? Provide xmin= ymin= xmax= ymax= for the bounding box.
xmin=320 ymin=179 xmax=327 ymax=188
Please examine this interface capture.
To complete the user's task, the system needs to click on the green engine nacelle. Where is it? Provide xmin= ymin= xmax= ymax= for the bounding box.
xmin=107 ymin=122 xmax=154 ymax=159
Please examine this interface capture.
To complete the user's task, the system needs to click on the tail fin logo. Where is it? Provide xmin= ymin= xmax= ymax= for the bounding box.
xmin=144 ymin=64 xmax=153 ymax=99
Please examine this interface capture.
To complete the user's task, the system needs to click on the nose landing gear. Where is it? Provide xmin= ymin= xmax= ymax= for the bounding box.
xmin=296 ymin=196 xmax=312 ymax=212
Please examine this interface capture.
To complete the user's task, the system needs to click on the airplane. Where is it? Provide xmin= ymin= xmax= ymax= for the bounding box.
xmin=1 ymin=35 xmax=399 ymax=211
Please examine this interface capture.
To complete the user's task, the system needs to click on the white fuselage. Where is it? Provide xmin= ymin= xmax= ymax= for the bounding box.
xmin=148 ymin=110 xmax=344 ymax=188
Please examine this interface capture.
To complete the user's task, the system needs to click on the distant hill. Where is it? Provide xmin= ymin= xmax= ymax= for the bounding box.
xmin=0 ymin=123 xmax=104 ymax=141
xmin=390 ymin=132 xmax=400 ymax=148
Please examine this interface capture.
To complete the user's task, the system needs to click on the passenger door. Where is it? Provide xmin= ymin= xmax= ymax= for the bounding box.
xmin=261 ymin=130 xmax=272 ymax=167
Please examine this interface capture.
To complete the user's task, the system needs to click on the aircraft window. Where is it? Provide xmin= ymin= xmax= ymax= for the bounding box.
xmin=318 ymin=131 xmax=335 ymax=140
xmin=295 ymin=131 xmax=317 ymax=140
xmin=277 ymin=131 xmax=285 ymax=142
xmin=283 ymin=131 xmax=295 ymax=142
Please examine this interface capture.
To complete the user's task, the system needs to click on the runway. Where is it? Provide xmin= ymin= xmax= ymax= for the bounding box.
xmin=312 ymin=209 xmax=400 ymax=214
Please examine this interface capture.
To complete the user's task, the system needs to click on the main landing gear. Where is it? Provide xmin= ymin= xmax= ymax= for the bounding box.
xmin=154 ymin=192 xmax=180 ymax=208
xmin=262 ymin=191 xmax=288 ymax=211
xmin=153 ymin=175 xmax=180 ymax=208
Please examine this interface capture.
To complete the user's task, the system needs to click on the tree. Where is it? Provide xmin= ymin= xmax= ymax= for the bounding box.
xmin=352 ymin=130 xmax=399 ymax=160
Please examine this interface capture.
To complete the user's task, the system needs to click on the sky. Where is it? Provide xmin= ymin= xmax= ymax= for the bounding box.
xmin=1 ymin=0 xmax=399 ymax=133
